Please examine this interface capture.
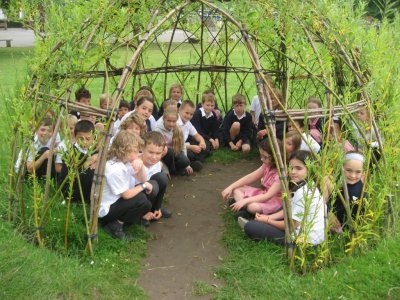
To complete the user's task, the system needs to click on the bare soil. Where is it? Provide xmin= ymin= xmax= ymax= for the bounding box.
xmin=138 ymin=160 xmax=258 ymax=299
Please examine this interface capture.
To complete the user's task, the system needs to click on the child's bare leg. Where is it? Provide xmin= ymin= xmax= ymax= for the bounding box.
xmin=230 ymin=122 xmax=241 ymax=141
xmin=242 ymin=143 xmax=251 ymax=154
xmin=246 ymin=202 xmax=263 ymax=214
xmin=233 ymin=186 xmax=246 ymax=202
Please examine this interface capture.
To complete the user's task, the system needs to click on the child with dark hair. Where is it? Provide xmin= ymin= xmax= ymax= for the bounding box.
xmin=192 ymin=90 xmax=220 ymax=150
xmin=219 ymin=93 xmax=252 ymax=154
xmin=57 ymin=120 xmax=98 ymax=204
xmin=71 ymin=86 xmax=92 ymax=119
xmin=328 ymin=117 xmax=354 ymax=153
xmin=16 ymin=117 xmax=58 ymax=179
xmin=221 ymin=138 xmax=283 ymax=219
xmin=112 ymin=100 xmax=131 ymax=136
xmin=178 ymin=100 xmax=209 ymax=171
xmin=240 ymin=150 xmax=326 ymax=246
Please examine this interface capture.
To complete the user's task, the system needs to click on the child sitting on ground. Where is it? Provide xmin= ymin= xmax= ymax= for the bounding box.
xmin=191 ymin=90 xmax=220 ymax=150
xmin=288 ymin=119 xmax=320 ymax=154
xmin=57 ymin=120 xmax=98 ymax=204
xmin=240 ymin=150 xmax=326 ymax=246
xmin=99 ymin=130 xmax=153 ymax=240
xmin=158 ymin=83 xmax=184 ymax=118
xmin=330 ymin=151 xmax=367 ymax=233
xmin=178 ymin=100 xmax=209 ymax=171
xmin=256 ymin=88 xmax=286 ymax=141
xmin=221 ymin=139 xmax=283 ymax=220
xmin=155 ymin=107 xmax=193 ymax=175
xmin=71 ymin=87 xmax=91 ymax=120
xmin=139 ymin=131 xmax=172 ymax=220
xmin=16 ymin=117 xmax=58 ymax=179
xmin=284 ymin=131 xmax=302 ymax=157
xmin=219 ymin=93 xmax=252 ymax=153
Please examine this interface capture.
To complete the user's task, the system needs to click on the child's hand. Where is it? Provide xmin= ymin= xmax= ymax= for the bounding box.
xmin=42 ymin=150 xmax=52 ymax=159
xmin=230 ymin=199 xmax=246 ymax=212
xmin=191 ymin=145 xmax=202 ymax=154
xmin=199 ymin=141 xmax=206 ymax=150
xmin=229 ymin=142 xmax=238 ymax=151
xmin=87 ymin=154 xmax=98 ymax=169
xmin=221 ymin=188 xmax=232 ymax=200
xmin=144 ymin=181 xmax=153 ymax=194
xmin=235 ymin=140 xmax=242 ymax=149
xmin=132 ymin=158 xmax=144 ymax=173
xmin=153 ymin=209 xmax=162 ymax=220
xmin=212 ymin=139 xmax=219 ymax=149
xmin=257 ymin=129 xmax=268 ymax=139
xmin=255 ymin=213 xmax=270 ymax=224
xmin=186 ymin=166 xmax=194 ymax=175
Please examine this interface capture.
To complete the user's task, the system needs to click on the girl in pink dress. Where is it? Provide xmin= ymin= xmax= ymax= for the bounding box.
xmin=221 ymin=139 xmax=283 ymax=218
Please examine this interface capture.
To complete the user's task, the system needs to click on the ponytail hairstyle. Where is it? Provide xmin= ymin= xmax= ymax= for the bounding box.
xmin=163 ymin=107 xmax=184 ymax=154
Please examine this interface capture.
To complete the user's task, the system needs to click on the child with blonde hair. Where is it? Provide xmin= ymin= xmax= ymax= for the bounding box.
xmin=155 ymin=106 xmax=192 ymax=175
xmin=158 ymin=83 xmax=184 ymax=118
xmin=99 ymin=130 xmax=154 ymax=240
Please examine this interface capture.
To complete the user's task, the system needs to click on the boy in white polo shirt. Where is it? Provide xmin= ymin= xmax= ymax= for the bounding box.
xmin=178 ymin=100 xmax=209 ymax=172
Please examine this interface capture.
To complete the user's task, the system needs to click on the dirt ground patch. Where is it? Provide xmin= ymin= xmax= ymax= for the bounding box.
xmin=138 ymin=160 xmax=258 ymax=299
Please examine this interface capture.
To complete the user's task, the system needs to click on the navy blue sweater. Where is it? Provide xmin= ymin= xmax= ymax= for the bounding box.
xmin=191 ymin=109 xmax=220 ymax=141
xmin=219 ymin=110 xmax=252 ymax=145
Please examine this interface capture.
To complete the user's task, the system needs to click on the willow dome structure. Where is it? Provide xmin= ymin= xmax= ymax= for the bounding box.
xmin=10 ymin=0 xmax=384 ymax=259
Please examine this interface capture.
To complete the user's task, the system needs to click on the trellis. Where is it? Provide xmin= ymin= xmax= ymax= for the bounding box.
xmin=8 ymin=0 xmax=384 ymax=268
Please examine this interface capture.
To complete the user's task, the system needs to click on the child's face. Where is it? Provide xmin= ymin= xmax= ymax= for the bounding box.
xmin=68 ymin=123 xmax=76 ymax=137
xmin=179 ymin=105 xmax=195 ymax=123
xmin=202 ymin=100 xmax=215 ymax=115
xmin=75 ymin=131 xmax=94 ymax=150
xmin=307 ymin=102 xmax=319 ymax=110
xmin=170 ymin=87 xmax=182 ymax=101
xmin=37 ymin=125 xmax=52 ymax=145
xmin=119 ymin=107 xmax=130 ymax=119
xmin=141 ymin=143 xmax=164 ymax=167
xmin=78 ymin=97 xmax=91 ymax=106
xmin=271 ymin=96 xmax=279 ymax=110
xmin=128 ymin=149 xmax=140 ymax=163
xmin=164 ymin=114 xmax=178 ymax=130
xmin=127 ymin=123 xmax=141 ymax=136
xmin=285 ymin=137 xmax=295 ymax=154
xmin=100 ymin=101 xmax=110 ymax=110
xmin=136 ymin=100 xmax=153 ymax=119
xmin=233 ymin=103 xmax=245 ymax=116
xmin=288 ymin=121 xmax=301 ymax=132
xmin=259 ymin=148 xmax=272 ymax=165
xmin=343 ymin=159 xmax=363 ymax=184
xmin=289 ymin=158 xmax=308 ymax=183
xmin=357 ymin=108 xmax=369 ymax=122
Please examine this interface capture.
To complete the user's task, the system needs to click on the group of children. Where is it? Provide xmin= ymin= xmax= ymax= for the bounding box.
xmin=222 ymin=91 xmax=378 ymax=247
xmin=18 ymin=83 xmax=377 ymax=243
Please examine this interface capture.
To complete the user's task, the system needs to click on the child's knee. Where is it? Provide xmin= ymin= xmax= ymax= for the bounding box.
xmin=247 ymin=203 xmax=261 ymax=214
xmin=230 ymin=122 xmax=241 ymax=133
xmin=242 ymin=143 xmax=251 ymax=153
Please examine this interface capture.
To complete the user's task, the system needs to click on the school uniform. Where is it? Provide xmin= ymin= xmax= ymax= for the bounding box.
xmin=219 ymin=109 xmax=253 ymax=146
xmin=191 ymin=107 xmax=220 ymax=142
xmin=257 ymin=113 xmax=286 ymax=141
xmin=15 ymin=133 xmax=60 ymax=179
xmin=332 ymin=179 xmax=366 ymax=226
xmin=178 ymin=115 xmax=210 ymax=162
xmin=299 ymin=132 xmax=321 ymax=153
xmin=58 ymin=143 xmax=96 ymax=204
xmin=140 ymin=162 xmax=168 ymax=212
xmin=154 ymin=117 xmax=190 ymax=175
xmin=99 ymin=159 xmax=151 ymax=225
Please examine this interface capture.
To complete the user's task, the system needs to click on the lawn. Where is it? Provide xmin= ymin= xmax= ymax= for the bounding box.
xmin=1 ymin=44 xmax=400 ymax=299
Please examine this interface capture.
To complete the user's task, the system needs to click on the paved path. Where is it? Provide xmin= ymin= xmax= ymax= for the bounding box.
xmin=0 ymin=28 xmax=34 ymax=47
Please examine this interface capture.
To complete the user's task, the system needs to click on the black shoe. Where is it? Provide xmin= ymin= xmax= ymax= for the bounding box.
xmin=161 ymin=207 xmax=172 ymax=218
xmin=190 ymin=161 xmax=203 ymax=172
xmin=140 ymin=219 xmax=151 ymax=227
xmin=103 ymin=220 xmax=132 ymax=240
xmin=227 ymin=198 xmax=235 ymax=206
